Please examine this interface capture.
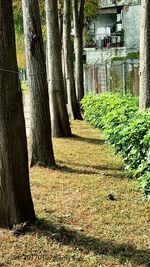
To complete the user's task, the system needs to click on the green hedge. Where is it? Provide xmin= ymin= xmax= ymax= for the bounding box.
xmin=81 ymin=93 xmax=150 ymax=198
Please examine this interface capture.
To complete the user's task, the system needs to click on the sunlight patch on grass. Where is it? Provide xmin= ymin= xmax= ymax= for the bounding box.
xmin=21 ymin=81 xmax=29 ymax=92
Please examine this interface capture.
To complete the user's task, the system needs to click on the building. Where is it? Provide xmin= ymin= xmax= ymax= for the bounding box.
xmin=84 ymin=0 xmax=141 ymax=94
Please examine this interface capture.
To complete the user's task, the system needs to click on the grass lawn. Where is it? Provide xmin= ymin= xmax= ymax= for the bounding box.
xmin=21 ymin=81 xmax=29 ymax=92
xmin=0 ymin=121 xmax=149 ymax=267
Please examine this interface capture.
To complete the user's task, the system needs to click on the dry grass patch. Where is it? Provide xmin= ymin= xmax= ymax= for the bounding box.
xmin=0 ymin=121 xmax=149 ymax=267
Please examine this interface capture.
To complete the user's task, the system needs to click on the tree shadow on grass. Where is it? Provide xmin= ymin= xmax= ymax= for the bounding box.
xmin=57 ymin=160 xmax=124 ymax=174
xmin=72 ymin=134 xmax=105 ymax=145
xmin=56 ymin=164 xmax=99 ymax=175
xmin=58 ymin=160 xmax=123 ymax=171
xmin=30 ymin=219 xmax=150 ymax=266
xmin=55 ymin=164 xmax=126 ymax=179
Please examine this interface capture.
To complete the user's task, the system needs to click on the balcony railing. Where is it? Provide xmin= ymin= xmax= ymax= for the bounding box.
xmin=84 ymin=33 xmax=124 ymax=50
xmin=100 ymin=0 xmax=141 ymax=8
xmin=100 ymin=0 xmax=116 ymax=8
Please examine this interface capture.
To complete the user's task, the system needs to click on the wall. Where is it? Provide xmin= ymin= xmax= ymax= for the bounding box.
xmin=85 ymin=47 xmax=126 ymax=64
xmin=123 ymin=5 xmax=140 ymax=51
xmin=94 ymin=14 xmax=117 ymax=36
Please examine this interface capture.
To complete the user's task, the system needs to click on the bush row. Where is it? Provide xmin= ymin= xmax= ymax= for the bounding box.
xmin=81 ymin=93 xmax=150 ymax=198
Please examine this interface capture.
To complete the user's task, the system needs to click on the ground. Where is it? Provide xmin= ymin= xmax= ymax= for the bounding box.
xmin=0 ymin=121 xmax=149 ymax=267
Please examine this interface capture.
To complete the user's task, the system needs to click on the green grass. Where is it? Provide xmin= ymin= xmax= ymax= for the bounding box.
xmin=0 ymin=121 xmax=149 ymax=266
xmin=21 ymin=81 xmax=29 ymax=92
xmin=16 ymin=37 xmax=26 ymax=69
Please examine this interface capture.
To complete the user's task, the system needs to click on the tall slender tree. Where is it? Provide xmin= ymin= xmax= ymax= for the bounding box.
xmin=22 ymin=0 xmax=55 ymax=167
xmin=58 ymin=1 xmax=64 ymax=38
xmin=72 ymin=0 xmax=85 ymax=103
xmin=139 ymin=0 xmax=150 ymax=109
xmin=0 ymin=0 xmax=35 ymax=227
xmin=63 ymin=0 xmax=82 ymax=120
xmin=45 ymin=0 xmax=72 ymax=137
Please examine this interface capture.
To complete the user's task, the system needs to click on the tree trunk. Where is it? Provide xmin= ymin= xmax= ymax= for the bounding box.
xmin=139 ymin=0 xmax=150 ymax=109
xmin=72 ymin=0 xmax=85 ymax=103
xmin=58 ymin=5 xmax=63 ymax=40
xmin=0 ymin=0 xmax=35 ymax=227
xmin=63 ymin=0 xmax=82 ymax=120
xmin=58 ymin=5 xmax=67 ymax=103
xmin=45 ymin=0 xmax=72 ymax=137
xmin=22 ymin=0 xmax=55 ymax=167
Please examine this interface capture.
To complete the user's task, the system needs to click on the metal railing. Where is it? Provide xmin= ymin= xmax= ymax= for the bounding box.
xmin=84 ymin=60 xmax=140 ymax=96
xmin=100 ymin=0 xmax=141 ymax=8
xmin=84 ymin=32 xmax=124 ymax=49
xmin=19 ymin=68 xmax=27 ymax=81
xmin=100 ymin=0 xmax=116 ymax=7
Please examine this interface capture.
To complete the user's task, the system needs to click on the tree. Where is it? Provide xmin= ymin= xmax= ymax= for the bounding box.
xmin=84 ymin=0 xmax=99 ymax=19
xmin=22 ymin=0 xmax=55 ymax=167
xmin=45 ymin=0 xmax=72 ymax=137
xmin=72 ymin=0 xmax=99 ymax=103
xmin=0 ymin=0 xmax=35 ymax=226
xmin=58 ymin=0 xmax=64 ymax=38
xmin=13 ymin=0 xmax=45 ymax=33
xmin=63 ymin=0 xmax=82 ymax=119
xmin=13 ymin=0 xmax=24 ymax=35
xmin=139 ymin=0 xmax=150 ymax=109
xmin=72 ymin=0 xmax=85 ymax=103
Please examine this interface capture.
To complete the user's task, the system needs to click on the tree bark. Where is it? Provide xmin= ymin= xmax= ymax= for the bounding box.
xmin=22 ymin=0 xmax=55 ymax=167
xmin=0 ymin=0 xmax=35 ymax=227
xmin=58 ymin=5 xmax=67 ymax=102
xmin=45 ymin=0 xmax=72 ymax=137
xmin=63 ymin=0 xmax=82 ymax=120
xmin=72 ymin=0 xmax=85 ymax=103
xmin=139 ymin=0 xmax=150 ymax=109
xmin=58 ymin=4 xmax=63 ymax=40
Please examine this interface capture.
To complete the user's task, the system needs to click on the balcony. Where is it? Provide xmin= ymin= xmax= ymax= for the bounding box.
xmin=84 ymin=32 xmax=124 ymax=50
xmin=100 ymin=0 xmax=141 ymax=8
xmin=100 ymin=0 xmax=116 ymax=8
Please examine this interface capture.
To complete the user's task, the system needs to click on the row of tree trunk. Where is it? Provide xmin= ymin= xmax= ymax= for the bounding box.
xmin=23 ymin=0 xmax=85 ymax=167
xmin=0 ymin=0 xmax=85 ymax=227
xmin=1 ymin=0 xmax=149 ymax=227
xmin=0 ymin=0 xmax=35 ymax=226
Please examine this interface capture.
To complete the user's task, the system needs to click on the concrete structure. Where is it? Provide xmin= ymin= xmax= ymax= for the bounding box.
xmin=84 ymin=0 xmax=141 ymax=64
xmin=84 ymin=0 xmax=141 ymax=94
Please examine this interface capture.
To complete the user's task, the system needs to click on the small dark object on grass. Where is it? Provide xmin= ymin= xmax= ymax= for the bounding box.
xmin=107 ymin=194 xmax=116 ymax=201
xmin=144 ymin=189 xmax=150 ymax=199
xmin=12 ymin=222 xmax=28 ymax=236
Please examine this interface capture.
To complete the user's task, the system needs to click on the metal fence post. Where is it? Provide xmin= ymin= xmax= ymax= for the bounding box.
xmin=122 ymin=61 xmax=126 ymax=95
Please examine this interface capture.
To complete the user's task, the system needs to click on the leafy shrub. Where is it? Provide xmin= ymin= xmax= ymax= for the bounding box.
xmin=81 ymin=93 xmax=150 ymax=197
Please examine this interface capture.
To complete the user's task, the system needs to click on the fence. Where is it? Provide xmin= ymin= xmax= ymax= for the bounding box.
xmin=84 ymin=60 xmax=139 ymax=96
xmin=85 ymin=32 xmax=124 ymax=50
xmin=19 ymin=62 xmax=140 ymax=97
xmin=19 ymin=68 xmax=27 ymax=81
